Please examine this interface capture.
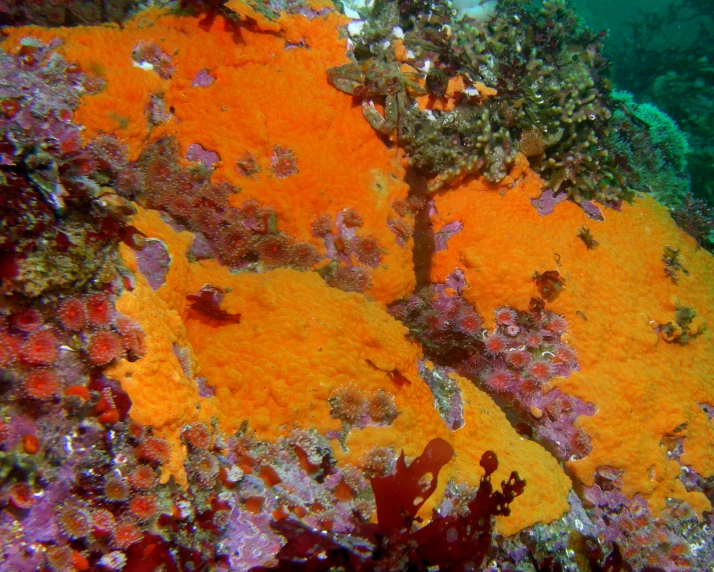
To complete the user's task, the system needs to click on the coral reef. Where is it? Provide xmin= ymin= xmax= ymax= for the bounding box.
xmin=0 ymin=0 xmax=713 ymax=570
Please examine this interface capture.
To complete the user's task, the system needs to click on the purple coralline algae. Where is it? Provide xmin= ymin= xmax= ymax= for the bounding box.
xmin=133 ymin=238 xmax=171 ymax=290
xmin=191 ymin=68 xmax=217 ymax=87
xmin=186 ymin=143 xmax=221 ymax=170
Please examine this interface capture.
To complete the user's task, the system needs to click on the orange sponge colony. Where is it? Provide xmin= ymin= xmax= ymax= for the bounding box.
xmin=5 ymin=7 xmax=413 ymax=304
xmin=109 ymin=206 xmax=571 ymax=533
xmin=431 ymin=168 xmax=714 ymax=516
xmin=7 ymin=0 xmax=714 ymax=549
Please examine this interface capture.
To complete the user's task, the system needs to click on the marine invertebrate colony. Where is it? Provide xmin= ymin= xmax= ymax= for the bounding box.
xmin=0 ymin=38 xmax=140 ymax=298
xmin=331 ymin=0 xmax=632 ymax=207
xmin=0 ymin=0 xmax=713 ymax=571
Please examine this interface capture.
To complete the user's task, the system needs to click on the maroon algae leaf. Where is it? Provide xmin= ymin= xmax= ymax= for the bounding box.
xmin=186 ymin=284 xmax=241 ymax=324
xmin=370 ymin=437 xmax=454 ymax=532
xmin=410 ymin=450 xmax=526 ymax=569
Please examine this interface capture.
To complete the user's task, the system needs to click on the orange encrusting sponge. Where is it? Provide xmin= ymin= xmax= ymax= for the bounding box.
xmin=11 ymin=0 xmax=713 ymax=536
xmin=431 ymin=168 xmax=714 ymax=517
xmin=4 ymin=7 xmax=414 ymax=304
xmin=109 ymin=206 xmax=571 ymax=534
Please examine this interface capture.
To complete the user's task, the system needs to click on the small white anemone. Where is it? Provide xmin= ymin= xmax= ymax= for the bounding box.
xmin=133 ymin=60 xmax=154 ymax=71
xmin=452 ymin=0 xmax=498 ymax=22
xmin=347 ymin=20 xmax=365 ymax=37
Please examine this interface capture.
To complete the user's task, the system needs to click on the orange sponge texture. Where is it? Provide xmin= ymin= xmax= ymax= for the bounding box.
xmin=12 ymin=2 xmax=710 ymax=534
xmin=109 ymin=206 xmax=571 ymax=533
xmin=5 ymin=8 xmax=413 ymax=303
xmin=431 ymin=169 xmax=714 ymax=516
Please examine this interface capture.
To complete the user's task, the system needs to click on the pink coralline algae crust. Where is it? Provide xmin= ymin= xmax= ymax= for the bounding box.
xmin=389 ymin=271 xmax=594 ymax=461
xmin=530 ymin=189 xmax=569 ymax=216
xmin=221 ymin=509 xmax=284 ymax=571
xmin=434 ymin=220 xmax=463 ymax=252
xmin=186 ymin=143 xmax=221 ymax=170
xmin=582 ymin=467 xmax=714 ymax=571
xmin=579 ymin=199 xmax=606 ymax=221
xmin=531 ymin=190 xmax=606 ymax=221
xmin=192 ymin=68 xmax=217 ymax=87
xmin=133 ymin=238 xmax=171 ymax=290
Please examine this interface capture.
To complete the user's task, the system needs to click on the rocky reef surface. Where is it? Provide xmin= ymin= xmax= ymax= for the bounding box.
xmin=0 ymin=0 xmax=713 ymax=570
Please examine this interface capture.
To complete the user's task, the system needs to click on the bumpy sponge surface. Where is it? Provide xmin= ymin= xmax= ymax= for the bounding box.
xmin=432 ymin=169 xmax=714 ymax=516
xmin=110 ymin=207 xmax=571 ymax=534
